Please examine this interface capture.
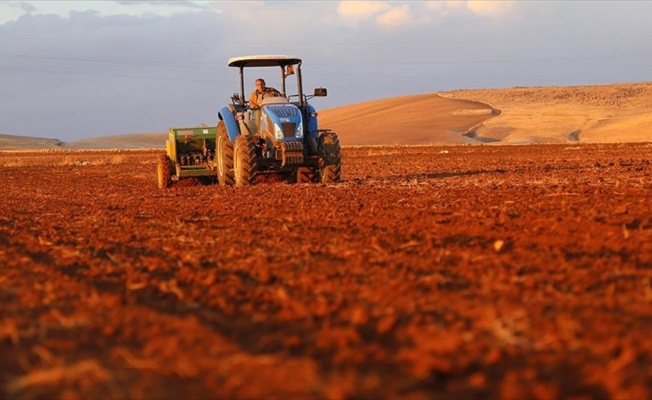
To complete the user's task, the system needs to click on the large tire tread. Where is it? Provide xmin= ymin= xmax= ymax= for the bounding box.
xmin=217 ymin=122 xmax=235 ymax=186
xmin=157 ymin=154 xmax=172 ymax=189
xmin=317 ymin=132 xmax=342 ymax=183
xmin=296 ymin=166 xmax=317 ymax=183
xmin=320 ymin=164 xmax=341 ymax=184
xmin=234 ymin=135 xmax=258 ymax=186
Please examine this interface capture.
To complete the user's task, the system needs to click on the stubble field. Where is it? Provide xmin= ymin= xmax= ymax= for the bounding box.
xmin=1 ymin=144 xmax=652 ymax=399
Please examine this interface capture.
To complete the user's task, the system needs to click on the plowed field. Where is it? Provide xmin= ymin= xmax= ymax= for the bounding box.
xmin=2 ymin=144 xmax=652 ymax=399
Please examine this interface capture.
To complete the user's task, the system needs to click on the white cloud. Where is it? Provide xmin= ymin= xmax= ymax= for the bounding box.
xmin=376 ymin=5 xmax=414 ymax=27
xmin=445 ymin=0 xmax=467 ymax=11
xmin=421 ymin=0 xmax=515 ymax=19
xmin=0 ymin=0 xmax=213 ymax=24
xmin=0 ymin=2 xmax=32 ymax=24
xmin=466 ymin=0 xmax=516 ymax=17
xmin=336 ymin=1 xmax=391 ymax=23
xmin=423 ymin=1 xmax=443 ymax=12
xmin=337 ymin=1 xmax=422 ymax=27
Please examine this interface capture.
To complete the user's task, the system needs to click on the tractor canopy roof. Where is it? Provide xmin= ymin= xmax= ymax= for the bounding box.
xmin=227 ymin=55 xmax=302 ymax=68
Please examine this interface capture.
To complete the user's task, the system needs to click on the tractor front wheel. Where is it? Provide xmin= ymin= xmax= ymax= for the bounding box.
xmin=217 ymin=122 xmax=235 ymax=186
xmin=157 ymin=154 xmax=172 ymax=189
xmin=317 ymin=131 xmax=341 ymax=183
xmin=233 ymin=135 xmax=258 ymax=186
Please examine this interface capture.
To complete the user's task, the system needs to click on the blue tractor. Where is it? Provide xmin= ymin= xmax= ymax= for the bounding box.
xmin=216 ymin=55 xmax=341 ymax=185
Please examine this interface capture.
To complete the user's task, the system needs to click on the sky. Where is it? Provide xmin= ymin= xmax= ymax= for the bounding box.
xmin=1 ymin=0 xmax=651 ymax=141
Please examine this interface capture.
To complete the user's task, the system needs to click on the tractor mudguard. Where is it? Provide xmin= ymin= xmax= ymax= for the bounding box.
xmin=307 ymin=104 xmax=319 ymax=139
xmin=218 ymin=106 xmax=241 ymax=142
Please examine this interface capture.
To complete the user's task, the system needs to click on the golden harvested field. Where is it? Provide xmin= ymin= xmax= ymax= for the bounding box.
xmin=321 ymin=82 xmax=652 ymax=146
xmin=441 ymin=82 xmax=652 ymax=144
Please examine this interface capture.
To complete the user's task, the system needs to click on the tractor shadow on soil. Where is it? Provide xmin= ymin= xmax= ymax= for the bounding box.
xmin=166 ymin=173 xmax=294 ymax=189
xmin=415 ymin=169 xmax=509 ymax=180
xmin=359 ymin=162 xmax=594 ymax=186
xmin=352 ymin=168 xmax=511 ymax=185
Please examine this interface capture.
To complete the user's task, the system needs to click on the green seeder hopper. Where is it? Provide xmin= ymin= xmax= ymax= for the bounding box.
xmin=157 ymin=125 xmax=219 ymax=189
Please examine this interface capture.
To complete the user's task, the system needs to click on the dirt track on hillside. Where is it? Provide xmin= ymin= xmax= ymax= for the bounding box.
xmin=443 ymin=82 xmax=652 ymax=144
xmin=1 ymin=144 xmax=652 ymax=399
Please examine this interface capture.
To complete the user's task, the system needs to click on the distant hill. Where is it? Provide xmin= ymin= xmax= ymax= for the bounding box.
xmin=2 ymin=82 xmax=650 ymax=150
xmin=62 ymin=133 xmax=166 ymax=150
xmin=0 ymin=133 xmax=166 ymax=151
xmin=0 ymin=134 xmax=63 ymax=150
xmin=441 ymin=82 xmax=652 ymax=144
xmin=319 ymin=93 xmax=496 ymax=146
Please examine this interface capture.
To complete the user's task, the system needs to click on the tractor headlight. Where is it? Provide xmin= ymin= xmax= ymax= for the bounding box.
xmin=274 ymin=124 xmax=283 ymax=140
xmin=296 ymin=121 xmax=304 ymax=138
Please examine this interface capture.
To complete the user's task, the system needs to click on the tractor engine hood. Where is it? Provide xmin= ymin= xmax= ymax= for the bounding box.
xmin=262 ymin=103 xmax=304 ymax=140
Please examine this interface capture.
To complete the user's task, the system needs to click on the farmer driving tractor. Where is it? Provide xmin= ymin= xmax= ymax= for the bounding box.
xmin=249 ymin=78 xmax=283 ymax=109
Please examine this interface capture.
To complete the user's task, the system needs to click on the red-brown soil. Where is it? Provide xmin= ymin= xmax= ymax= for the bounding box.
xmin=1 ymin=144 xmax=652 ymax=399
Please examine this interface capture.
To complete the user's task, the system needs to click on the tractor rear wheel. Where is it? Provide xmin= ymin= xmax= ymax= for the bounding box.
xmin=217 ymin=122 xmax=235 ymax=186
xmin=233 ymin=135 xmax=258 ymax=186
xmin=157 ymin=154 xmax=172 ymax=189
xmin=317 ymin=131 xmax=341 ymax=183
xmin=296 ymin=166 xmax=317 ymax=183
